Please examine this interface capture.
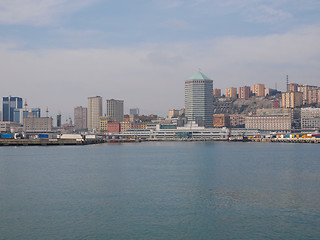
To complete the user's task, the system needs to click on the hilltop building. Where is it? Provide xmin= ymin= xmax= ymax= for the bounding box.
xmin=185 ymin=71 xmax=213 ymax=128
xmin=252 ymin=84 xmax=265 ymax=97
xmin=225 ymin=87 xmax=237 ymax=99
xmin=238 ymin=86 xmax=250 ymax=99
xmin=282 ymin=92 xmax=303 ymax=108
xmin=213 ymin=88 xmax=221 ymax=97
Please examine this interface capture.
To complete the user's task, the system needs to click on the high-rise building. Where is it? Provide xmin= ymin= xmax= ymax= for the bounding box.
xmin=2 ymin=96 xmax=23 ymax=122
xmin=213 ymin=88 xmax=221 ymax=97
xmin=307 ymin=88 xmax=320 ymax=104
xmin=282 ymin=92 xmax=303 ymax=108
xmin=185 ymin=71 xmax=213 ymax=128
xmin=287 ymin=83 xmax=299 ymax=92
xmin=88 ymin=96 xmax=102 ymax=131
xmin=168 ymin=109 xmax=180 ymax=119
xmin=106 ymin=99 xmax=124 ymax=122
xmin=252 ymin=84 xmax=265 ymax=97
xmin=13 ymin=108 xmax=41 ymax=124
xmin=56 ymin=113 xmax=62 ymax=127
xmin=225 ymin=87 xmax=237 ymax=98
xmin=129 ymin=108 xmax=139 ymax=115
xmin=297 ymin=85 xmax=318 ymax=105
xmin=74 ymin=106 xmax=87 ymax=130
xmin=238 ymin=86 xmax=250 ymax=99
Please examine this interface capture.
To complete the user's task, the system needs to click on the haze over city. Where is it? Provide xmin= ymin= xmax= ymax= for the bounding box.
xmin=1 ymin=0 xmax=320 ymax=120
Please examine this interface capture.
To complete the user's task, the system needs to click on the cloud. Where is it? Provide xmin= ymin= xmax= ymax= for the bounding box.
xmin=220 ymin=0 xmax=293 ymax=23
xmin=246 ymin=5 xmax=292 ymax=23
xmin=0 ymin=0 xmax=98 ymax=25
xmin=0 ymin=25 xmax=319 ymax=118
xmin=163 ymin=19 xmax=191 ymax=29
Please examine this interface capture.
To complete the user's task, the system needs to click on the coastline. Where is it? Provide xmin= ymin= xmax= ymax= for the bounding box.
xmin=0 ymin=137 xmax=319 ymax=146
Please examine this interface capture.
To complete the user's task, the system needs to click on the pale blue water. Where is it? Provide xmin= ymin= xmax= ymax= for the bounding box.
xmin=0 ymin=142 xmax=320 ymax=240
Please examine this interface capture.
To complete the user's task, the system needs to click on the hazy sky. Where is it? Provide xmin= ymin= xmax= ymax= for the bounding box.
xmin=1 ymin=0 xmax=320 ymax=120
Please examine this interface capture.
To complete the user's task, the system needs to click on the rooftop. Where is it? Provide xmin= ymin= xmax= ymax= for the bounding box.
xmin=188 ymin=71 xmax=211 ymax=80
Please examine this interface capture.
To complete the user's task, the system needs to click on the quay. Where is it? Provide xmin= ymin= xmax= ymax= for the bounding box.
xmin=249 ymin=138 xmax=320 ymax=144
xmin=0 ymin=138 xmax=140 ymax=146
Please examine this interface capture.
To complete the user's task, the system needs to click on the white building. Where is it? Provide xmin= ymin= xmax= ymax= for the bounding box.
xmin=185 ymin=71 xmax=213 ymax=128
xmin=245 ymin=116 xmax=292 ymax=131
xmin=88 ymin=96 xmax=102 ymax=131
xmin=301 ymin=108 xmax=320 ymax=130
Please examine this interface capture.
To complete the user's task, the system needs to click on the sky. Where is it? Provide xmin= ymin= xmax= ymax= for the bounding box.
xmin=1 ymin=0 xmax=320 ymax=121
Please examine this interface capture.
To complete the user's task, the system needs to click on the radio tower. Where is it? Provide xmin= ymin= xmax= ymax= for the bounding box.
xmin=286 ymin=75 xmax=289 ymax=92
xmin=46 ymin=107 xmax=49 ymax=117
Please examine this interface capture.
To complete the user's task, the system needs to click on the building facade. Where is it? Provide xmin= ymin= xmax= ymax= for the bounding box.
xmin=129 ymin=108 xmax=139 ymax=115
xmin=307 ymin=88 xmax=320 ymax=104
xmin=282 ymin=92 xmax=303 ymax=108
xmin=238 ymin=86 xmax=250 ymax=99
xmin=301 ymin=108 xmax=320 ymax=130
xmin=2 ymin=96 xmax=23 ymax=122
xmin=245 ymin=116 xmax=292 ymax=131
xmin=225 ymin=87 xmax=237 ymax=99
xmin=106 ymin=99 xmax=124 ymax=122
xmin=185 ymin=71 xmax=213 ymax=128
xmin=13 ymin=108 xmax=40 ymax=124
xmin=229 ymin=114 xmax=246 ymax=128
xmin=24 ymin=115 xmax=53 ymax=132
xmin=74 ymin=106 xmax=87 ymax=130
xmin=168 ymin=109 xmax=180 ymax=119
xmin=88 ymin=96 xmax=102 ymax=131
xmin=297 ymin=85 xmax=318 ymax=105
xmin=252 ymin=84 xmax=265 ymax=97
xmin=213 ymin=114 xmax=230 ymax=128
xmin=213 ymin=88 xmax=221 ymax=97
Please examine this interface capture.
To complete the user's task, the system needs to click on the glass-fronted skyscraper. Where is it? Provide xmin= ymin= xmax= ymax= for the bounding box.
xmin=2 ymin=96 xmax=23 ymax=122
xmin=185 ymin=72 xmax=213 ymax=128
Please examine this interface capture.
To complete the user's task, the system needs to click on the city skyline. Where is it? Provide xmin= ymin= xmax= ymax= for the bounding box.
xmin=0 ymin=1 xmax=320 ymax=118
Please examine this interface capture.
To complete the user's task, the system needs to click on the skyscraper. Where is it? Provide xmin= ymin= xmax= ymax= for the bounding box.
xmin=106 ymin=99 xmax=124 ymax=122
xmin=74 ymin=106 xmax=87 ymax=130
xmin=88 ymin=96 xmax=102 ymax=131
xmin=2 ymin=96 xmax=23 ymax=122
xmin=56 ymin=113 xmax=62 ymax=127
xmin=185 ymin=71 xmax=213 ymax=128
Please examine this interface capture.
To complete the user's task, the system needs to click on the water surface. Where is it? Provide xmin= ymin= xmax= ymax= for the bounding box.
xmin=1 ymin=142 xmax=319 ymax=239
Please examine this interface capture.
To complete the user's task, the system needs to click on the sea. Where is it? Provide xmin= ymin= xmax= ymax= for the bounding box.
xmin=0 ymin=142 xmax=320 ymax=240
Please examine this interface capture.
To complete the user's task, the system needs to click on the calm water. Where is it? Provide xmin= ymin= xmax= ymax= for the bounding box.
xmin=0 ymin=142 xmax=320 ymax=240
